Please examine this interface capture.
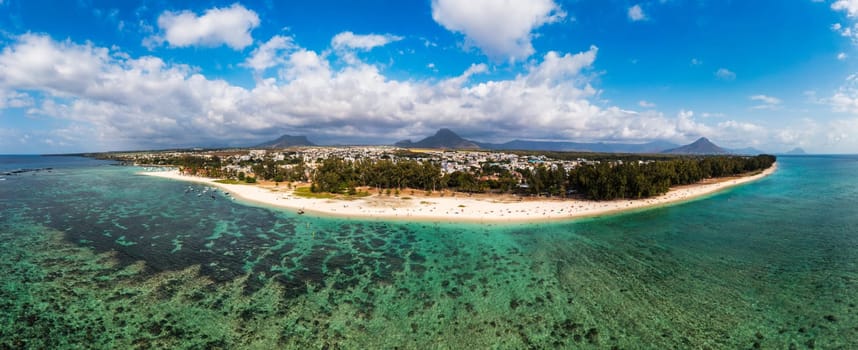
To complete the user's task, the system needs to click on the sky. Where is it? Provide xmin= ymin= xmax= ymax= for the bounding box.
xmin=2 ymin=0 xmax=858 ymax=153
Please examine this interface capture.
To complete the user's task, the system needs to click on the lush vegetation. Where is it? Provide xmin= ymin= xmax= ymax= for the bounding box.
xmin=570 ymin=155 xmax=775 ymax=200
xmin=308 ymin=155 xmax=776 ymax=200
xmin=146 ymin=154 xmax=310 ymax=183
xmin=109 ymin=151 xmax=775 ymax=201
xmin=311 ymin=158 xmax=443 ymax=194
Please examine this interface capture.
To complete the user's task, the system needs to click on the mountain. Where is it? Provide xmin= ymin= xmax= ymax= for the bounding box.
xmin=395 ymin=129 xmax=680 ymax=153
xmin=395 ymin=129 xmax=759 ymax=155
xmin=395 ymin=129 xmax=481 ymax=149
xmin=785 ymin=147 xmax=806 ymax=155
xmin=255 ymin=134 xmax=316 ymax=148
xmin=728 ymin=147 xmax=766 ymax=155
xmin=478 ymin=139 xmax=678 ymax=153
xmin=662 ymin=137 xmax=729 ymax=155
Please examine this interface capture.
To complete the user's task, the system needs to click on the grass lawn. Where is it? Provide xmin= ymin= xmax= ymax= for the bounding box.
xmin=214 ymin=179 xmax=244 ymax=185
xmin=293 ymin=187 xmax=371 ymax=200
xmin=293 ymin=186 xmax=335 ymax=199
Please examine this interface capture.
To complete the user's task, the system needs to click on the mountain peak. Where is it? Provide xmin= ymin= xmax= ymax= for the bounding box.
xmin=662 ymin=136 xmax=728 ymax=155
xmin=434 ymin=128 xmax=458 ymax=137
xmin=255 ymin=134 xmax=316 ymax=148
xmin=785 ymin=147 xmax=806 ymax=155
xmin=395 ymin=129 xmax=480 ymax=149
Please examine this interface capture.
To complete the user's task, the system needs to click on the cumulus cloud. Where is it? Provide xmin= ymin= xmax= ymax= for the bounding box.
xmin=715 ymin=68 xmax=736 ymax=80
xmin=638 ymin=100 xmax=656 ymax=108
xmin=0 ymin=34 xmax=251 ymax=150
xmin=243 ymin=35 xmax=296 ymax=73
xmin=0 ymin=90 xmax=33 ymax=109
xmin=431 ymin=0 xmax=566 ymax=62
xmin=628 ymin=5 xmax=646 ymax=21
xmin=833 ymin=0 xmax=858 ymax=17
xmin=331 ymin=32 xmax=403 ymax=51
xmin=829 ymin=74 xmax=858 ymax=114
xmin=149 ymin=4 xmax=260 ymax=50
xmin=838 ymin=52 xmax=848 ymax=60
xmin=0 ymin=33 xmax=781 ymax=152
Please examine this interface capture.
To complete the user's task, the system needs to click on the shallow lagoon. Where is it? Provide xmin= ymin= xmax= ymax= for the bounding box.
xmin=1 ymin=155 xmax=856 ymax=348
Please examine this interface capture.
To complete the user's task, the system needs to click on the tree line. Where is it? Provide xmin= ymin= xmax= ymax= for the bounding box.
xmin=169 ymin=155 xmax=309 ymax=183
xmin=569 ymin=155 xmax=775 ymax=200
xmin=308 ymin=154 xmax=775 ymax=200
xmin=149 ymin=152 xmax=775 ymax=200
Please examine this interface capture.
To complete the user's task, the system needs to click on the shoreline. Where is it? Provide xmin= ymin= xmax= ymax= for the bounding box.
xmin=140 ymin=163 xmax=777 ymax=224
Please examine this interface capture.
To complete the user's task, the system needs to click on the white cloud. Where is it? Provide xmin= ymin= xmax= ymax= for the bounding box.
xmin=833 ymin=0 xmax=858 ymax=17
xmin=149 ymin=4 xmax=260 ymax=50
xmin=827 ymin=74 xmax=858 ymax=112
xmin=690 ymin=58 xmax=702 ymax=66
xmin=638 ymin=100 xmax=656 ymax=108
xmin=0 ymin=34 xmax=112 ymax=95
xmin=243 ymin=35 xmax=295 ymax=73
xmin=775 ymin=119 xmax=818 ymax=149
xmin=331 ymin=32 xmax=403 ymax=51
xmin=0 ymin=33 xmax=785 ymax=152
xmin=0 ymin=90 xmax=33 ymax=109
xmin=831 ymin=21 xmax=858 ymax=42
xmin=628 ymin=4 xmax=646 ymax=21
xmin=750 ymin=95 xmax=780 ymax=105
xmin=441 ymin=63 xmax=488 ymax=87
xmin=838 ymin=52 xmax=848 ymax=60
xmin=830 ymin=87 xmax=858 ymax=114
xmin=700 ymin=112 xmax=726 ymax=118
xmin=431 ymin=0 xmax=566 ymax=62
xmin=715 ymin=68 xmax=736 ymax=80
xmin=815 ymin=75 xmax=858 ymax=151
xmin=421 ymin=38 xmax=438 ymax=48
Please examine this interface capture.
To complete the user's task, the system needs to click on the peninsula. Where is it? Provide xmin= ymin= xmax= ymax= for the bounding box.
xmin=142 ymin=163 xmax=776 ymax=223
xmin=109 ymin=140 xmax=777 ymax=223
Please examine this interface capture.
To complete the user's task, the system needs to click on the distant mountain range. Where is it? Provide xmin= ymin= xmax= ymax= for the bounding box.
xmin=476 ymin=139 xmax=679 ymax=153
xmin=256 ymin=129 xmax=767 ymax=155
xmin=255 ymin=134 xmax=316 ymax=148
xmin=395 ymin=129 xmax=680 ymax=153
xmin=394 ymin=129 xmax=760 ymax=155
xmin=728 ymin=147 xmax=767 ymax=155
xmin=785 ymin=147 xmax=806 ymax=155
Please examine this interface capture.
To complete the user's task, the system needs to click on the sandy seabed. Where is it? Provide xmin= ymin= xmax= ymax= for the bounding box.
xmin=141 ymin=163 xmax=776 ymax=223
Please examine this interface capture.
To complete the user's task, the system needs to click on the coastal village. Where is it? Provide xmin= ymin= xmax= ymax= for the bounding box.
xmin=113 ymin=146 xmax=596 ymax=185
xmin=126 ymin=144 xmax=776 ymax=223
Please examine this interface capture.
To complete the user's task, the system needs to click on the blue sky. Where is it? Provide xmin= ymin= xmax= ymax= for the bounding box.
xmin=1 ymin=0 xmax=858 ymax=153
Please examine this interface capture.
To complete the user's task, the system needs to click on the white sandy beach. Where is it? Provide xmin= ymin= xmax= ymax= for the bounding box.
xmin=141 ymin=163 xmax=776 ymax=223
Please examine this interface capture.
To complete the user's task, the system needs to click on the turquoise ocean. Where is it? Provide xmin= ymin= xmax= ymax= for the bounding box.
xmin=0 ymin=155 xmax=855 ymax=349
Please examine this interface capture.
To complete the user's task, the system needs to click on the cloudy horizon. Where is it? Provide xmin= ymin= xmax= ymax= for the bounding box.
xmin=2 ymin=1 xmax=858 ymax=153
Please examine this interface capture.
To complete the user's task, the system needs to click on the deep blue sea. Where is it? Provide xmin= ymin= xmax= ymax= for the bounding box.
xmin=0 ymin=154 xmax=855 ymax=349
